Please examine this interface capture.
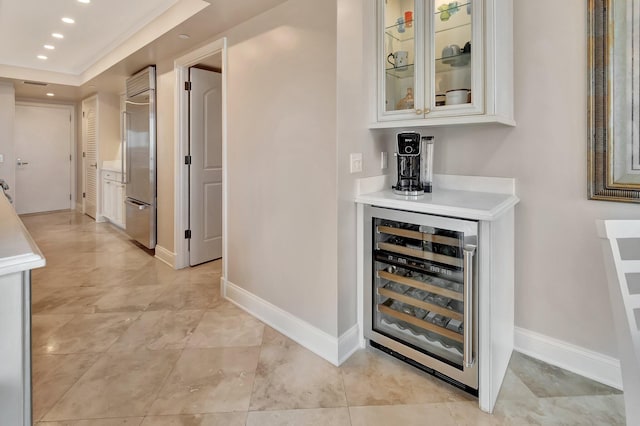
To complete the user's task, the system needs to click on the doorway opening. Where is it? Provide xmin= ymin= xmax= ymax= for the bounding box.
xmin=174 ymin=38 xmax=227 ymax=279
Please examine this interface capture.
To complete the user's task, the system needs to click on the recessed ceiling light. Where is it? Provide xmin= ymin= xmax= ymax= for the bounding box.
xmin=77 ymin=0 xmax=90 ymax=3
xmin=61 ymin=17 xmax=75 ymax=24
xmin=178 ymin=34 xmax=190 ymax=39
xmin=52 ymin=33 xmax=64 ymax=39
xmin=44 ymin=44 xmax=55 ymax=50
xmin=37 ymin=55 xmax=48 ymax=60
xmin=46 ymin=93 xmax=55 ymax=97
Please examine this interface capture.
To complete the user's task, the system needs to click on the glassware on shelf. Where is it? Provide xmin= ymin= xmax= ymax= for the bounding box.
xmin=395 ymin=88 xmax=415 ymax=110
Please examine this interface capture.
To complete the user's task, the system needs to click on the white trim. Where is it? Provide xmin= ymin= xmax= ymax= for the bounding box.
xmin=224 ymin=279 xmax=355 ymax=367
xmin=338 ymin=324 xmax=361 ymax=365
xmin=14 ymin=101 xmax=77 ymax=212
xmin=514 ymin=326 xmax=623 ymax=390
xmin=154 ymin=244 xmax=175 ymax=268
xmin=174 ymin=38 xmax=227 ymax=273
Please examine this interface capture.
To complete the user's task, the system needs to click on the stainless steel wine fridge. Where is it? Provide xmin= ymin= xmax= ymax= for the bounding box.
xmin=364 ymin=205 xmax=479 ymax=394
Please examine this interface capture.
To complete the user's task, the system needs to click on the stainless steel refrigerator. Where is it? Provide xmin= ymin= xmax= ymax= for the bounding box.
xmin=124 ymin=66 xmax=156 ymax=249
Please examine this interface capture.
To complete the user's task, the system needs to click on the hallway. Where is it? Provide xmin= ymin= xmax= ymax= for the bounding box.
xmin=23 ymin=211 xmax=624 ymax=425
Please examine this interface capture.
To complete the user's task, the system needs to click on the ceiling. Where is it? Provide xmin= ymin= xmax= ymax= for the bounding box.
xmin=0 ymin=0 xmax=288 ymax=102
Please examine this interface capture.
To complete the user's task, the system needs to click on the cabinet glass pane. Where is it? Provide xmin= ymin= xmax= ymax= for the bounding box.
xmin=433 ymin=0 xmax=472 ymax=106
xmin=384 ymin=0 xmax=417 ymax=113
xmin=372 ymin=217 xmax=466 ymax=368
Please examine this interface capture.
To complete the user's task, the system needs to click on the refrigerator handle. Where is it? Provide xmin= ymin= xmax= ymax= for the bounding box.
xmin=125 ymin=198 xmax=148 ymax=210
xmin=463 ymin=244 xmax=477 ymax=368
xmin=121 ymin=111 xmax=129 ymax=184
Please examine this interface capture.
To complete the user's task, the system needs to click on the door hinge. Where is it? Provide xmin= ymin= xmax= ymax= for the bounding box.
xmin=69 ymin=115 xmax=72 ymax=122
xmin=185 ymin=230 xmax=192 ymax=239
xmin=185 ymin=81 xmax=192 ymax=91
xmin=185 ymin=155 xmax=192 ymax=165
xmin=82 ymin=111 xmax=85 ymax=118
xmin=82 ymin=152 xmax=86 ymax=158
xmin=69 ymin=154 xmax=72 ymax=161
xmin=82 ymin=192 xmax=86 ymax=198
xmin=69 ymin=194 xmax=72 ymax=201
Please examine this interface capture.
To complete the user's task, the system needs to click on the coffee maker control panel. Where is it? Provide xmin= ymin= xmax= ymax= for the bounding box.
xmin=397 ymin=133 xmax=421 ymax=156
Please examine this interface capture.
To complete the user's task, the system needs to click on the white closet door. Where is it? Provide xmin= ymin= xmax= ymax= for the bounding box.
xmin=83 ymin=97 xmax=98 ymax=219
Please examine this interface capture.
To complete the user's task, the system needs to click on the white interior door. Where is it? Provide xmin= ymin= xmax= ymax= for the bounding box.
xmin=14 ymin=104 xmax=72 ymax=215
xmin=189 ymin=67 xmax=223 ymax=266
xmin=82 ymin=97 xmax=98 ymax=219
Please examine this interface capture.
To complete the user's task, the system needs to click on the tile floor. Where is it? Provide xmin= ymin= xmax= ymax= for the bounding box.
xmin=22 ymin=211 xmax=625 ymax=425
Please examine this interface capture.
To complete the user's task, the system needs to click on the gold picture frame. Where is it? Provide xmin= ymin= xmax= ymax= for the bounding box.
xmin=588 ymin=0 xmax=640 ymax=202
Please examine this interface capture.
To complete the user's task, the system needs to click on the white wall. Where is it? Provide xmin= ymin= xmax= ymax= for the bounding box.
xmin=374 ymin=0 xmax=637 ymax=357
xmin=0 ymin=83 xmax=15 ymax=199
xmin=224 ymin=0 xmax=339 ymax=335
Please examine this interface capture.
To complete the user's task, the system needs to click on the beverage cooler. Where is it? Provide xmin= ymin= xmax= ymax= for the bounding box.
xmin=364 ymin=205 xmax=479 ymax=394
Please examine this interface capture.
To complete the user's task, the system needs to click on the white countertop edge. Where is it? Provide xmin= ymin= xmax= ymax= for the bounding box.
xmin=0 ymin=195 xmax=46 ymax=276
xmin=355 ymin=192 xmax=519 ymax=221
xmin=0 ymin=254 xmax=46 ymax=276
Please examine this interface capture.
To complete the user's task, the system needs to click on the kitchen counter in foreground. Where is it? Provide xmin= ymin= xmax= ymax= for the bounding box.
xmin=0 ymin=194 xmax=45 ymax=426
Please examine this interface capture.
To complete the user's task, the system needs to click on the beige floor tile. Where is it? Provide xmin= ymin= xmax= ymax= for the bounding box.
xmin=36 ymin=418 xmax=144 ymax=425
xmin=109 ymin=310 xmax=205 ymax=352
xmin=538 ymin=395 xmax=626 ymax=426
xmin=32 ymin=286 xmax=108 ymax=314
xmin=43 ymin=350 xmax=181 ymax=420
xmin=186 ymin=305 xmax=264 ymax=348
xmin=246 ymin=408 xmax=351 ymax=426
xmin=139 ymin=413 xmax=247 ymax=425
xmin=249 ymin=327 xmax=347 ymax=411
xmin=496 ymin=367 xmax=538 ymax=401
xmin=149 ymin=347 xmax=260 ymax=415
xmin=31 ymin=314 xmax=76 ymax=348
xmin=32 ymin=313 xmax=140 ymax=354
xmin=147 ymin=284 xmax=221 ymax=311
xmin=341 ymin=348 xmax=473 ymax=406
xmin=508 ymin=352 xmax=622 ymax=398
xmin=32 ymin=353 xmax=101 ymax=421
xmin=444 ymin=401 xmax=508 ymax=425
xmin=349 ymin=403 xmax=458 ymax=426
xmin=93 ymin=285 xmax=167 ymax=313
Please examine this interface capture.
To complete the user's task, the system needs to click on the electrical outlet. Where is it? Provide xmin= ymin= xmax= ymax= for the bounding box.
xmin=350 ymin=153 xmax=363 ymax=174
xmin=380 ymin=152 xmax=388 ymax=169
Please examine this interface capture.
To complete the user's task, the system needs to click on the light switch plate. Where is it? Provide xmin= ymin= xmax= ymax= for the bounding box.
xmin=350 ymin=153 xmax=363 ymax=174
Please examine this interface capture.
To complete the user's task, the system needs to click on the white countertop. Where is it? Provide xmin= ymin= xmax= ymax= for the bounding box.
xmin=355 ymin=174 xmax=520 ymax=221
xmin=101 ymin=160 xmax=122 ymax=173
xmin=0 ymin=195 xmax=45 ymax=276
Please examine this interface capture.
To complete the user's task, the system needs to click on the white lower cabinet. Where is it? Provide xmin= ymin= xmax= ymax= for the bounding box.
xmin=101 ymin=170 xmax=125 ymax=228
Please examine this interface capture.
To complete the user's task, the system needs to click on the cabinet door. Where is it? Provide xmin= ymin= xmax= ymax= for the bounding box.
xmin=102 ymin=179 xmax=113 ymax=220
xmin=424 ymin=0 xmax=484 ymax=117
xmin=115 ymin=183 xmax=125 ymax=227
xmin=378 ymin=0 xmax=425 ymax=121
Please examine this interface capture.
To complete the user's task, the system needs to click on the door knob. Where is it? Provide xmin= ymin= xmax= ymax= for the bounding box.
xmin=90 ymin=163 xmax=97 ymax=169
xmin=16 ymin=158 xmax=29 ymax=166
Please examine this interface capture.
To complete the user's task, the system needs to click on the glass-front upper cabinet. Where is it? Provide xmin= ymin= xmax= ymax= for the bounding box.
xmin=374 ymin=0 xmax=515 ymax=128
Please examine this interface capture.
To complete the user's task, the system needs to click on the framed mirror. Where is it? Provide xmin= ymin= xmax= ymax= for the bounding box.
xmin=589 ymin=0 xmax=640 ymax=202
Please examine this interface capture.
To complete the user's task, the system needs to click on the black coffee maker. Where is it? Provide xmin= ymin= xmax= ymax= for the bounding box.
xmin=392 ymin=132 xmax=434 ymax=196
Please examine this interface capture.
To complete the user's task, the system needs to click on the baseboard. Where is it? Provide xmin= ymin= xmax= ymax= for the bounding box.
xmin=154 ymin=245 xmax=176 ymax=269
xmin=223 ymin=279 xmax=360 ymax=366
xmin=338 ymin=324 xmax=361 ymax=365
xmin=514 ymin=327 xmax=622 ymax=390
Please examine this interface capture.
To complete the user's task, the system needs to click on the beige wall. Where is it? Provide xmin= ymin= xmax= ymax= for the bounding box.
xmin=0 ymin=83 xmax=15 ymax=199
xmin=223 ymin=0 xmax=339 ymax=335
xmin=156 ymin=67 xmax=176 ymax=253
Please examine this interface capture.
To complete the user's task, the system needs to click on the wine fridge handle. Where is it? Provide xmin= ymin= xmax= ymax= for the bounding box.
xmin=463 ymin=244 xmax=477 ymax=368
